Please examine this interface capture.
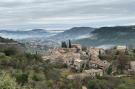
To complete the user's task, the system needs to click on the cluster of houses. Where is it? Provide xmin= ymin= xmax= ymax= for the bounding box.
xmin=43 ymin=44 xmax=135 ymax=79
xmin=43 ymin=43 xmax=110 ymax=78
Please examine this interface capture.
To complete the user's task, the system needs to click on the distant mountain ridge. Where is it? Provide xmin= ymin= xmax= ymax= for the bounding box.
xmin=0 ymin=29 xmax=48 ymax=34
xmin=49 ymin=27 xmax=95 ymax=41
xmin=0 ymin=29 xmax=53 ymax=39
xmin=75 ymin=26 xmax=135 ymax=47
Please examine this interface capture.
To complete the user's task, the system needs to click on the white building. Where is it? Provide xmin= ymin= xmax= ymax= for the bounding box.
xmin=73 ymin=59 xmax=85 ymax=70
xmin=128 ymin=61 xmax=135 ymax=75
xmin=116 ymin=45 xmax=127 ymax=51
xmin=130 ymin=61 xmax=135 ymax=71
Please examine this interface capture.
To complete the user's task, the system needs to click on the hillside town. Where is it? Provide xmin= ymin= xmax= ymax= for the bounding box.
xmin=0 ymin=37 xmax=135 ymax=89
xmin=1 ymin=0 xmax=135 ymax=88
xmin=43 ymin=40 xmax=135 ymax=82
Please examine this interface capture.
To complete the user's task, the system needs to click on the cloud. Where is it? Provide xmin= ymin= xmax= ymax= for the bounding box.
xmin=0 ymin=0 xmax=134 ymax=30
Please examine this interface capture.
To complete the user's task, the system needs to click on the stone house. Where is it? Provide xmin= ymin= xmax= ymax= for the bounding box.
xmin=87 ymin=48 xmax=105 ymax=61
xmin=89 ymin=60 xmax=110 ymax=70
xmin=71 ymin=44 xmax=82 ymax=52
xmin=42 ymin=49 xmax=63 ymax=63
xmin=83 ymin=69 xmax=103 ymax=77
xmin=130 ymin=61 xmax=135 ymax=70
xmin=128 ymin=61 xmax=135 ymax=75
xmin=73 ymin=59 xmax=85 ymax=70
xmin=67 ymin=69 xmax=103 ymax=80
xmin=115 ymin=45 xmax=127 ymax=52
xmin=64 ymin=52 xmax=80 ymax=62
xmin=65 ymin=58 xmax=74 ymax=67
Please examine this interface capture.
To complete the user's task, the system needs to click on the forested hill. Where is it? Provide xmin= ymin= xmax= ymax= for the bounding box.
xmin=92 ymin=26 xmax=135 ymax=34
xmin=75 ymin=26 xmax=135 ymax=47
xmin=49 ymin=27 xmax=95 ymax=41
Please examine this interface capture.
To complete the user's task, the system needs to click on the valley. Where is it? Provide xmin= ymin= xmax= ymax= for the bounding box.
xmin=1 ymin=26 xmax=135 ymax=53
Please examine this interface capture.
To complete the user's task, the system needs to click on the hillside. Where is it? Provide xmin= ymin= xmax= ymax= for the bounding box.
xmin=49 ymin=27 xmax=95 ymax=41
xmin=0 ymin=37 xmax=16 ymax=43
xmin=0 ymin=36 xmax=25 ymax=52
xmin=75 ymin=26 xmax=135 ymax=47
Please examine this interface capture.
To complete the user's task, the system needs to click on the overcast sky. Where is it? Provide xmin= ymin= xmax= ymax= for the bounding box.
xmin=0 ymin=0 xmax=135 ymax=30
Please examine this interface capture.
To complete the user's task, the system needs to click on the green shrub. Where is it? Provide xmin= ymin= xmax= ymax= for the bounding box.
xmin=107 ymin=65 xmax=113 ymax=75
xmin=0 ymin=72 xmax=17 ymax=89
xmin=88 ymin=79 xmax=108 ymax=89
xmin=15 ymin=73 xmax=29 ymax=86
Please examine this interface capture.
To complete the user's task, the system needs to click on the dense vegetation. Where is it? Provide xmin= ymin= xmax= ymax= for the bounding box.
xmin=88 ymin=77 xmax=135 ymax=89
xmin=0 ymin=46 xmax=77 ymax=89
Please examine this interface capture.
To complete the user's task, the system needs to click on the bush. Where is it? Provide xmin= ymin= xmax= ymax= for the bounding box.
xmin=15 ymin=73 xmax=29 ymax=86
xmin=88 ymin=79 xmax=108 ymax=89
xmin=107 ymin=65 xmax=113 ymax=75
xmin=116 ymin=84 xmax=127 ymax=89
xmin=0 ymin=72 xmax=17 ymax=89
xmin=61 ymin=41 xmax=67 ymax=48
xmin=31 ymin=73 xmax=44 ymax=81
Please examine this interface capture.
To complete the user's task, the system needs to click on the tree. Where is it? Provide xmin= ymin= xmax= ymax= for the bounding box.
xmin=117 ymin=53 xmax=130 ymax=74
xmin=107 ymin=65 xmax=113 ymax=75
xmin=69 ymin=40 xmax=72 ymax=48
xmin=61 ymin=41 xmax=67 ymax=48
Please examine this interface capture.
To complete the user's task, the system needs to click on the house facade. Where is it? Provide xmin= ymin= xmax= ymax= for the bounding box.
xmin=128 ymin=61 xmax=135 ymax=75
xmin=130 ymin=61 xmax=135 ymax=71
xmin=115 ymin=45 xmax=127 ymax=52
xmin=89 ymin=60 xmax=110 ymax=70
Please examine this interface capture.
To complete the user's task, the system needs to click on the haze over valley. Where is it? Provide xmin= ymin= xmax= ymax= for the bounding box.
xmin=1 ymin=25 xmax=135 ymax=51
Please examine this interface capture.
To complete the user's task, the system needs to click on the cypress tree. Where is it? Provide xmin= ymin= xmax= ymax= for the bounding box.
xmin=61 ymin=41 xmax=67 ymax=48
xmin=69 ymin=40 xmax=72 ymax=48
